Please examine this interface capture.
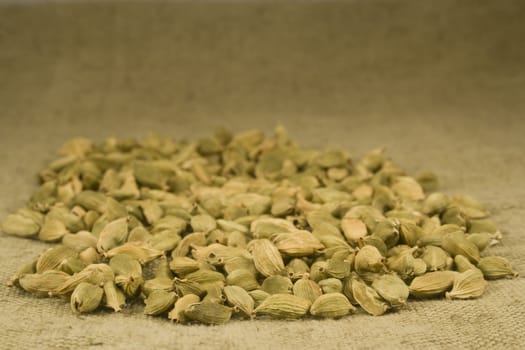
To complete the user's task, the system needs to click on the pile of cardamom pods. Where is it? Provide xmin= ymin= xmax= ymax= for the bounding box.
xmin=3 ymin=127 xmax=518 ymax=324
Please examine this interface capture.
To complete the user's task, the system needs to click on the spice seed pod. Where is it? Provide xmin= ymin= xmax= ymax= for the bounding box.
xmin=255 ymin=294 xmax=311 ymax=319
xmin=184 ymin=302 xmax=233 ymax=325
xmin=169 ymin=294 xmax=200 ymax=323
xmin=409 ymin=271 xmax=457 ymax=298
xmin=224 ymin=285 xmax=255 ymax=318
xmin=310 ymin=293 xmax=355 ymax=318
xmin=445 ymin=269 xmax=487 ymax=300
xmin=70 ymin=282 xmax=103 ymax=313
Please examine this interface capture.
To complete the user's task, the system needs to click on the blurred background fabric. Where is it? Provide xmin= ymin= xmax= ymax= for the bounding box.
xmin=0 ymin=1 xmax=524 ymax=349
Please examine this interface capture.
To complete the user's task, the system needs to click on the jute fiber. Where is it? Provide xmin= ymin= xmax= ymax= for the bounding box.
xmin=0 ymin=1 xmax=524 ymax=349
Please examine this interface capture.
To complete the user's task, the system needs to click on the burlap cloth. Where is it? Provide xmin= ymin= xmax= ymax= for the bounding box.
xmin=1 ymin=1 xmax=524 ymax=349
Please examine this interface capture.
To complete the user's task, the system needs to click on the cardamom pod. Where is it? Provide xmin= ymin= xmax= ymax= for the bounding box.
xmin=224 ymin=285 xmax=255 ymax=318
xmin=247 ymin=239 xmax=285 ymax=277
xmin=144 ymin=290 xmax=177 ymax=316
xmin=318 ymin=278 xmax=343 ymax=294
xmin=70 ymin=282 xmax=103 ymax=313
xmin=310 ymin=292 xmax=355 ymax=318
xmin=184 ymin=302 xmax=233 ymax=324
xmin=261 ymin=275 xmax=293 ymax=295
xmin=168 ymin=293 xmax=200 ymax=323
xmin=355 ymin=245 xmax=385 ymax=274
xmin=255 ymin=294 xmax=311 ymax=319
xmin=445 ymin=269 xmax=487 ymax=299
xmin=409 ymin=271 xmax=457 ymax=298
xmin=226 ymin=269 xmax=259 ymax=291
xmin=292 ymin=275 xmax=322 ymax=304
xmin=477 ymin=256 xmax=518 ymax=279
xmin=371 ymin=273 xmax=409 ymax=307
xmin=19 ymin=270 xmax=70 ymax=297
xmin=351 ymin=278 xmax=389 ymax=316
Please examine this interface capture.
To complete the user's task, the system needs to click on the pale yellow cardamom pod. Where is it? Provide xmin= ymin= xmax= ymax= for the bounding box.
xmin=445 ymin=269 xmax=487 ymax=300
xmin=70 ymin=282 xmax=103 ymax=313
xmin=409 ymin=271 xmax=457 ymax=298
xmin=310 ymin=292 xmax=355 ymax=318
xmin=254 ymin=294 xmax=311 ymax=319
xmin=247 ymin=239 xmax=285 ymax=277
xmin=168 ymin=294 xmax=200 ymax=323
xmin=184 ymin=302 xmax=233 ymax=325
xmin=224 ymin=285 xmax=255 ymax=318
xmin=351 ymin=278 xmax=389 ymax=316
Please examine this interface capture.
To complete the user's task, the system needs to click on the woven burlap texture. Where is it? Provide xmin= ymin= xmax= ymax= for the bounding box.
xmin=1 ymin=1 xmax=524 ymax=349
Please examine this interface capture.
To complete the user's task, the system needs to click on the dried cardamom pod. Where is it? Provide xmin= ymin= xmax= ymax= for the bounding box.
xmin=359 ymin=236 xmax=388 ymax=257
xmin=391 ymin=176 xmax=425 ymax=201
xmin=318 ymin=278 xmax=344 ymax=294
xmin=286 ymin=258 xmax=310 ymax=280
xmin=468 ymin=219 xmax=498 ymax=234
xmin=412 ymin=258 xmax=427 ymax=276
xmin=420 ymin=246 xmax=453 ymax=272
xmin=261 ymin=275 xmax=293 ymax=295
xmin=309 ymin=260 xmax=329 ymax=282
xmin=477 ymin=256 xmax=518 ymax=279
xmin=103 ymin=280 xmax=124 ymax=312
xmin=310 ymin=292 xmax=355 ymax=318
xmin=70 ymin=282 xmax=103 ymax=313
xmin=398 ymin=222 xmax=423 ymax=247
xmin=96 ymin=217 xmax=129 ymax=253
xmin=148 ymin=229 xmax=181 ymax=252
xmin=105 ymin=241 xmax=163 ymax=264
xmin=247 ymin=239 xmax=285 ymax=277
xmin=184 ymin=302 xmax=233 ymax=324
xmin=254 ymin=294 xmax=311 ymax=319
xmin=292 ymin=274 xmax=322 ymax=303
xmin=144 ymin=290 xmax=177 ymax=316
xmin=169 ymin=256 xmax=200 ymax=276
xmin=248 ymin=289 xmax=270 ymax=308
xmin=341 ymin=217 xmax=368 ymax=242
xmin=1 ymin=210 xmax=42 ymax=238
xmin=185 ymin=269 xmax=225 ymax=288
xmin=19 ymin=270 xmax=70 ymax=297
xmin=441 ymin=231 xmax=480 ymax=264
xmin=372 ymin=219 xmax=400 ymax=249
xmin=371 ymin=274 xmax=409 ymax=308
xmin=36 ymin=246 xmax=79 ymax=273
xmin=351 ymin=278 xmax=389 ymax=316
xmin=224 ymin=285 xmax=255 ymax=318
xmin=79 ymin=247 xmax=101 ymax=265
xmin=7 ymin=259 xmax=37 ymax=287
xmin=250 ymin=217 xmax=297 ymax=239
xmin=324 ymin=257 xmax=352 ymax=279
xmin=226 ymin=269 xmax=259 ymax=291
xmin=422 ymin=192 xmax=449 ymax=216
xmin=445 ymin=269 xmax=487 ymax=300
xmin=171 ymin=232 xmax=207 ymax=257
xmin=450 ymin=195 xmax=488 ymax=219
xmin=190 ymin=214 xmax=217 ymax=233
xmin=355 ymin=245 xmax=385 ymax=274
xmin=466 ymin=233 xmax=497 ymax=252
xmin=386 ymin=247 xmax=416 ymax=280
xmin=409 ymin=271 xmax=457 ymax=298
xmin=454 ymin=254 xmax=479 ymax=273
xmin=62 ymin=231 xmax=98 ymax=251
xmin=46 ymin=206 xmax=85 ymax=232
xmin=168 ymin=293 xmax=200 ymax=323
xmin=55 ymin=263 xmax=115 ymax=296
xmin=271 ymin=231 xmax=324 ymax=257
xmin=173 ymin=278 xmax=205 ymax=298
xmin=38 ymin=218 xmax=69 ymax=242
xmin=110 ymin=254 xmax=143 ymax=297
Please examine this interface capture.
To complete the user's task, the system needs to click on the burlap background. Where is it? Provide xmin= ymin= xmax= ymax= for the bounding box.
xmin=1 ymin=1 xmax=524 ymax=349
